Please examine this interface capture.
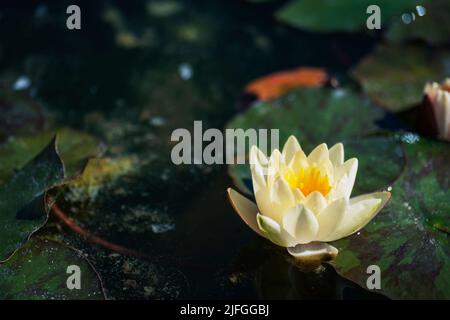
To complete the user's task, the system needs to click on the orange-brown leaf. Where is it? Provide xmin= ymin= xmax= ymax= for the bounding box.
xmin=245 ymin=67 xmax=328 ymax=101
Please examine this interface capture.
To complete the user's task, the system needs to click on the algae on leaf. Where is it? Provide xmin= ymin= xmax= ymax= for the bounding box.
xmin=0 ymin=238 xmax=105 ymax=300
xmin=332 ymin=135 xmax=450 ymax=299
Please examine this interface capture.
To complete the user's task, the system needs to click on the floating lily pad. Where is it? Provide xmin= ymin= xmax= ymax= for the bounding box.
xmin=332 ymin=134 xmax=450 ymax=299
xmin=0 ymin=138 xmax=65 ymax=262
xmin=0 ymin=128 xmax=103 ymax=185
xmin=276 ymin=0 xmax=417 ymax=33
xmin=227 ymin=87 xmax=390 ymax=195
xmin=345 ymin=134 xmax=405 ymax=195
xmin=386 ymin=0 xmax=450 ymax=46
xmin=352 ymin=45 xmax=450 ymax=113
xmin=0 ymin=238 xmax=105 ymax=299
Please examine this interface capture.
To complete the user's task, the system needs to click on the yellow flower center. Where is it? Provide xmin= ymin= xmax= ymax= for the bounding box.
xmin=284 ymin=166 xmax=331 ymax=197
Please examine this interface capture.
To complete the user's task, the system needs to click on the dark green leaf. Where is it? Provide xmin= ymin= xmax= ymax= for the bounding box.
xmin=0 ymin=238 xmax=105 ymax=300
xmin=0 ymin=128 xmax=103 ymax=185
xmin=276 ymin=0 xmax=417 ymax=33
xmin=0 ymin=138 xmax=64 ymax=262
xmin=332 ymin=135 xmax=450 ymax=299
xmin=352 ymin=45 xmax=450 ymax=113
xmin=386 ymin=0 xmax=450 ymax=46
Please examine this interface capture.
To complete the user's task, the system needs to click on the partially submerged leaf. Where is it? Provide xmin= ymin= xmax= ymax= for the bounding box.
xmin=352 ymin=45 xmax=449 ymax=113
xmin=332 ymin=135 xmax=450 ymax=299
xmin=276 ymin=0 xmax=417 ymax=33
xmin=245 ymin=67 xmax=328 ymax=101
xmin=0 ymin=238 xmax=105 ymax=300
xmin=0 ymin=138 xmax=64 ymax=262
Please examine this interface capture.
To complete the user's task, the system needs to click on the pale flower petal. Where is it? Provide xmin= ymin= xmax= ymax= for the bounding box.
xmin=257 ymin=214 xmax=296 ymax=247
xmin=282 ymin=204 xmax=319 ymax=244
xmin=289 ymin=149 xmax=309 ymax=172
xmin=329 ymin=143 xmax=344 ymax=166
xmin=307 ymin=143 xmax=329 ymax=165
xmin=303 ymin=191 xmax=327 ymax=215
xmin=250 ymin=161 xmax=266 ymax=193
xmin=315 ymin=198 xmax=347 ymax=241
xmin=326 ymin=191 xmax=391 ymax=241
xmin=334 ymin=158 xmax=358 ymax=198
xmin=267 ymin=149 xmax=283 ymax=185
xmin=282 ymin=135 xmax=302 ymax=164
xmin=227 ymin=188 xmax=264 ymax=237
xmin=250 ymin=144 xmax=268 ymax=167
xmin=424 ymin=79 xmax=450 ymax=140
xmin=266 ymin=176 xmax=295 ymax=222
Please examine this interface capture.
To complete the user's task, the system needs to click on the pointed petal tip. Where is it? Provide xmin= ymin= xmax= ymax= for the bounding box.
xmin=227 ymin=187 xmax=264 ymax=237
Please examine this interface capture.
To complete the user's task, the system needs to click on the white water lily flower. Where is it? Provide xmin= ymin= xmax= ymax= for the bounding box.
xmin=424 ymin=79 xmax=450 ymax=140
xmin=227 ymin=136 xmax=391 ymax=262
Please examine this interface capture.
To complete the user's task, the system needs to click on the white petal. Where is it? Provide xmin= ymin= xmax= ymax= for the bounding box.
xmin=326 ymin=191 xmax=391 ymax=241
xmin=292 ymin=187 xmax=305 ymax=202
xmin=316 ymin=198 xmax=348 ymax=241
xmin=267 ymin=176 xmax=295 ymax=222
xmin=257 ymin=214 xmax=296 ymax=247
xmin=250 ymin=145 xmax=268 ymax=167
xmin=282 ymin=135 xmax=302 ymax=164
xmin=282 ymin=204 xmax=319 ymax=244
xmin=329 ymin=143 xmax=344 ymax=166
xmin=327 ymin=174 xmax=350 ymax=203
xmin=287 ymin=242 xmax=338 ymax=263
xmin=335 ymin=158 xmax=358 ymax=198
xmin=227 ymin=188 xmax=264 ymax=237
xmin=289 ymin=149 xmax=309 ymax=172
xmin=267 ymin=149 xmax=283 ymax=185
xmin=307 ymin=143 xmax=329 ymax=165
xmin=250 ymin=161 xmax=266 ymax=193
xmin=303 ymin=191 xmax=327 ymax=215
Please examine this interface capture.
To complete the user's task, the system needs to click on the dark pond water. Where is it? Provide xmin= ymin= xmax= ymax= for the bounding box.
xmin=0 ymin=0 xmax=386 ymax=299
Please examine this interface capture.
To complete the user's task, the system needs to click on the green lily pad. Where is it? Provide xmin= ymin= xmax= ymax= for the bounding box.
xmin=0 ymin=138 xmax=65 ymax=262
xmin=276 ymin=0 xmax=417 ymax=33
xmin=332 ymin=134 xmax=450 ymax=299
xmin=0 ymin=238 xmax=105 ymax=299
xmin=352 ymin=45 xmax=450 ymax=113
xmin=0 ymin=128 xmax=103 ymax=185
xmin=386 ymin=0 xmax=450 ymax=46
xmin=226 ymin=87 xmax=394 ymax=195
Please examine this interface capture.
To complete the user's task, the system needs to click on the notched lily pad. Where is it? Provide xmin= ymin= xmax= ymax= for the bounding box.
xmin=0 ymin=129 xmax=102 ymax=262
xmin=352 ymin=45 xmax=450 ymax=113
xmin=0 ymin=238 xmax=105 ymax=300
xmin=0 ymin=138 xmax=64 ymax=262
xmin=332 ymin=135 xmax=450 ymax=299
xmin=276 ymin=0 xmax=416 ymax=33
